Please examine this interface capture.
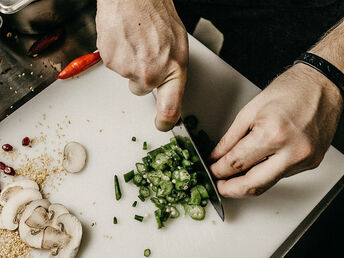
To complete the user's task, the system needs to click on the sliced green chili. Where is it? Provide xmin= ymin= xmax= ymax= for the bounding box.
xmin=124 ymin=170 xmax=135 ymax=183
xmin=113 ymin=216 xmax=118 ymax=224
xmin=138 ymin=194 xmax=145 ymax=202
xmin=143 ymin=141 xmax=148 ymax=150
xmin=134 ymin=214 xmax=144 ymax=222
xmin=130 ymin=136 xmax=210 ymax=228
xmin=133 ymin=174 xmax=143 ymax=186
xmin=139 ymin=186 xmax=150 ymax=198
xmin=131 ymin=136 xmax=136 ymax=141
xmin=144 ymin=249 xmax=151 ymax=257
xmin=114 ymin=175 xmax=121 ymax=200
xmin=132 ymin=201 xmax=138 ymax=207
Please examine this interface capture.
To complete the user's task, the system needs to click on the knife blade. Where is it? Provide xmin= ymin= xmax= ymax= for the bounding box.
xmin=171 ymin=121 xmax=225 ymax=221
xmin=151 ymin=91 xmax=224 ymax=221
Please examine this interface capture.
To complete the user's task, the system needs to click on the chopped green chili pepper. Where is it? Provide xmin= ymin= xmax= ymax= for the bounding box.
xmin=188 ymin=187 xmax=201 ymax=205
xmin=186 ymin=204 xmax=205 ymax=220
xmin=138 ymin=194 xmax=145 ymax=202
xmin=133 ymin=174 xmax=143 ymax=186
xmin=132 ymin=136 xmax=136 ymax=141
xmin=196 ymin=184 xmax=209 ymax=199
xmin=144 ymin=248 xmax=151 ymax=257
xmin=166 ymin=206 xmax=180 ymax=218
xmin=113 ymin=216 xmax=118 ymax=224
xmin=143 ymin=141 xmax=148 ymax=150
xmin=139 ymin=186 xmax=150 ymax=198
xmin=200 ymin=199 xmax=208 ymax=207
xmin=130 ymin=136 xmax=210 ymax=228
xmin=136 ymin=163 xmax=147 ymax=174
xmin=132 ymin=201 xmax=138 ymax=207
xmin=114 ymin=175 xmax=121 ymax=200
xmin=124 ymin=170 xmax=135 ymax=182
xmin=134 ymin=214 xmax=144 ymax=222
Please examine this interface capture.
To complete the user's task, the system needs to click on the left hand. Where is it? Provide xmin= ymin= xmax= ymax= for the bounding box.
xmin=210 ymin=63 xmax=343 ymax=198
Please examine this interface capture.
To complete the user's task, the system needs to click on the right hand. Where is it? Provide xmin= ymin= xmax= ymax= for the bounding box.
xmin=96 ymin=0 xmax=189 ymax=131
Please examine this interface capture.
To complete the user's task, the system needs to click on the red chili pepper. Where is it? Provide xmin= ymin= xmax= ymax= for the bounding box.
xmin=28 ymin=27 xmax=64 ymax=56
xmin=56 ymin=52 xmax=101 ymax=79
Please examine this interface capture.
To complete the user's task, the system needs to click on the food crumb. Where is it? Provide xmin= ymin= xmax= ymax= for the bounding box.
xmin=276 ymin=211 xmax=280 ymax=215
xmin=92 ymin=201 xmax=96 ymax=205
xmin=99 ymin=129 xmax=103 ymax=133
xmin=91 ymin=222 xmax=97 ymax=227
xmin=103 ymin=235 xmax=112 ymax=240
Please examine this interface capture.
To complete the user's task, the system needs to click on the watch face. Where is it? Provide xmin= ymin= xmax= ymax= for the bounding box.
xmin=0 ymin=0 xmax=34 ymax=14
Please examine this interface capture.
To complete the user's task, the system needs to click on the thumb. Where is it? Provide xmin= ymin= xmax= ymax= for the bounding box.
xmin=155 ymin=74 xmax=186 ymax=131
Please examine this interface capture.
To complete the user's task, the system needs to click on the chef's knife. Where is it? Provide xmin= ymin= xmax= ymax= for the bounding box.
xmin=152 ymin=91 xmax=225 ymax=221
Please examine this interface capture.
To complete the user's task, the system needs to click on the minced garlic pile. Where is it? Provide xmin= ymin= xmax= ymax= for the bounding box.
xmin=0 ymin=230 xmax=31 ymax=257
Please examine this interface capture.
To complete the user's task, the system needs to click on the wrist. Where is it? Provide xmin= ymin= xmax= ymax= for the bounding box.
xmin=290 ymin=63 xmax=343 ymax=114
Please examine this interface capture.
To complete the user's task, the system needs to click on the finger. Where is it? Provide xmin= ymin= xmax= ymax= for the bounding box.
xmin=210 ymin=111 xmax=252 ymax=161
xmin=210 ymin=130 xmax=275 ymax=179
xmin=128 ymin=80 xmax=152 ymax=96
xmin=216 ymin=154 xmax=286 ymax=198
xmin=155 ymin=76 xmax=186 ymax=132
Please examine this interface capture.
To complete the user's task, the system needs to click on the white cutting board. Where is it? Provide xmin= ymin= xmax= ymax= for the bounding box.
xmin=1 ymin=36 xmax=344 ymax=258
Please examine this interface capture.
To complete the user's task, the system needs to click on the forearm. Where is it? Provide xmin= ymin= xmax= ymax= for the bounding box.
xmin=292 ymin=19 xmax=344 ymax=115
xmin=310 ymin=19 xmax=344 ymax=72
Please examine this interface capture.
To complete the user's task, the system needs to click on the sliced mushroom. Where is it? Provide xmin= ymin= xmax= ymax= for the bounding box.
xmin=19 ymin=199 xmax=51 ymax=248
xmin=49 ymin=213 xmax=82 ymax=258
xmin=0 ymin=188 xmax=42 ymax=230
xmin=62 ymin=142 xmax=87 ymax=173
xmin=0 ymin=180 xmax=39 ymax=205
xmin=43 ymin=226 xmax=71 ymax=251
xmin=48 ymin=204 xmax=69 ymax=227
xmin=25 ymin=206 xmax=50 ymax=229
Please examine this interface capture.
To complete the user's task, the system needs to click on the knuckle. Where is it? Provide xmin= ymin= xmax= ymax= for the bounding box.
xmin=246 ymin=186 xmax=265 ymax=197
xmin=225 ymin=155 xmax=244 ymax=171
xmin=211 ymin=165 xmax=222 ymax=179
xmin=265 ymin=120 xmax=289 ymax=147
xmin=159 ymin=107 xmax=180 ymax=121
xmin=217 ymin=186 xmax=230 ymax=198
xmin=295 ymin=140 xmax=317 ymax=164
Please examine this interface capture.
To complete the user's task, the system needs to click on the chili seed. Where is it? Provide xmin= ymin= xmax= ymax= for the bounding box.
xmin=4 ymin=166 xmax=15 ymax=176
xmin=22 ymin=137 xmax=31 ymax=146
xmin=2 ymin=144 xmax=13 ymax=152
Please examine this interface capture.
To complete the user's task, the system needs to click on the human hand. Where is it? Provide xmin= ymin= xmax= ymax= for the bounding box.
xmin=96 ymin=0 xmax=188 ymax=131
xmin=210 ymin=64 xmax=343 ymax=198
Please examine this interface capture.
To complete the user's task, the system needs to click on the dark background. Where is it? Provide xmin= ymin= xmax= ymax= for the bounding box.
xmin=174 ymin=0 xmax=344 ymax=257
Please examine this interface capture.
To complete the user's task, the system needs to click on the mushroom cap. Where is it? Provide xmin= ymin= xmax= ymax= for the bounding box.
xmin=19 ymin=199 xmax=51 ymax=248
xmin=48 ymin=204 xmax=69 ymax=227
xmin=62 ymin=142 xmax=87 ymax=173
xmin=0 ymin=188 xmax=42 ymax=230
xmin=50 ymin=213 xmax=82 ymax=258
xmin=0 ymin=180 xmax=39 ymax=205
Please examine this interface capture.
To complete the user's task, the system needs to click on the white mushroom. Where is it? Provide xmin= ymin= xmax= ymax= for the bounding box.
xmin=19 ymin=199 xmax=51 ymax=248
xmin=43 ymin=226 xmax=71 ymax=252
xmin=62 ymin=142 xmax=87 ymax=173
xmin=48 ymin=204 xmax=69 ymax=227
xmin=47 ymin=213 xmax=82 ymax=258
xmin=0 ymin=180 xmax=39 ymax=205
xmin=0 ymin=188 xmax=42 ymax=230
